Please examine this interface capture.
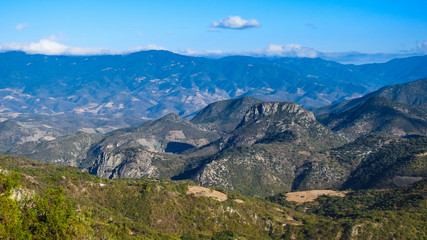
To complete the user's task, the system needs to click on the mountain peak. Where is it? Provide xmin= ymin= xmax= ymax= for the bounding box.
xmin=224 ymin=101 xmax=342 ymax=148
xmin=190 ymin=96 xmax=263 ymax=133
xmin=240 ymin=101 xmax=315 ymax=126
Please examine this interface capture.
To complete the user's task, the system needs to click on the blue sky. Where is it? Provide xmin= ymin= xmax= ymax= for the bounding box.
xmin=1 ymin=0 xmax=426 ymax=63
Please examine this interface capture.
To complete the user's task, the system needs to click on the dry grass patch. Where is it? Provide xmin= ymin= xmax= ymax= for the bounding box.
xmin=416 ymin=152 xmax=427 ymax=157
xmin=286 ymin=190 xmax=347 ymax=204
xmin=187 ymin=186 xmax=228 ymax=201
xmin=298 ymin=151 xmax=311 ymax=156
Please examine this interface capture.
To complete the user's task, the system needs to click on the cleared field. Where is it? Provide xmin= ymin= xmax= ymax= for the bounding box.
xmin=286 ymin=190 xmax=347 ymax=204
xmin=186 ymin=185 xmax=228 ymax=201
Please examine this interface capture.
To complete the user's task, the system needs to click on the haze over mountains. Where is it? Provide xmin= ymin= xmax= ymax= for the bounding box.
xmin=0 ymin=51 xmax=426 ymax=149
xmin=1 ymin=51 xmax=426 ymax=121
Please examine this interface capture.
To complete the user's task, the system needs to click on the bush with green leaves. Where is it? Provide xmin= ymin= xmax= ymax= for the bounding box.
xmin=0 ymin=171 xmax=93 ymax=239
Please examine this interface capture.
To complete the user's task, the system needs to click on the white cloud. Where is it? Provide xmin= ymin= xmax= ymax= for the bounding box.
xmin=15 ymin=23 xmax=28 ymax=31
xmin=124 ymin=44 xmax=168 ymax=53
xmin=1 ymin=38 xmax=425 ymax=64
xmin=179 ymin=48 xmax=224 ymax=57
xmin=176 ymin=44 xmax=320 ymax=59
xmin=0 ymin=39 xmax=171 ymax=56
xmin=0 ymin=39 xmax=110 ymax=55
xmin=255 ymin=44 xmax=319 ymax=58
xmin=211 ymin=16 xmax=260 ymax=29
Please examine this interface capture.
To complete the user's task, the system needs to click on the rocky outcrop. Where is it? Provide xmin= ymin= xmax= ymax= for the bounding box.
xmin=82 ymin=113 xmax=220 ymax=178
xmin=7 ymin=131 xmax=102 ymax=167
xmin=225 ymin=102 xmax=343 ymax=149
xmin=191 ymin=101 xmax=344 ymax=196
xmin=89 ymin=149 xmax=159 ymax=179
xmin=88 ymin=146 xmax=188 ymax=179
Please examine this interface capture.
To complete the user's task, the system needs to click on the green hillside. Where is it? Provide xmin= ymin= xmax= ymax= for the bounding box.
xmin=0 ymin=155 xmax=294 ymax=239
xmin=1 ymin=155 xmax=425 ymax=239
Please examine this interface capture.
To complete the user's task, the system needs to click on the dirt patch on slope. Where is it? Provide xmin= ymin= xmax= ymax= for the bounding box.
xmin=286 ymin=190 xmax=346 ymax=204
xmin=187 ymin=186 xmax=228 ymax=202
xmin=417 ymin=152 xmax=427 ymax=157
xmin=298 ymin=151 xmax=311 ymax=156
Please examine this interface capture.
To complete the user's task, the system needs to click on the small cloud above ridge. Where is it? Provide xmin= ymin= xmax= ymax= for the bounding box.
xmin=257 ymin=44 xmax=319 ymax=58
xmin=211 ymin=16 xmax=260 ymax=29
xmin=0 ymin=38 xmax=425 ymax=64
xmin=0 ymin=39 xmax=169 ymax=56
xmin=125 ymin=44 xmax=168 ymax=53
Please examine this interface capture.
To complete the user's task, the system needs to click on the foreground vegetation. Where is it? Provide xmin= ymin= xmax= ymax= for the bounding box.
xmin=0 ymin=155 xmax=426 ymax=239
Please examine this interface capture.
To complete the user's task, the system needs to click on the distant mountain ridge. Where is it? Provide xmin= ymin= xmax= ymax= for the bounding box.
xmin=313 ymin=78 xmax=427 ymax=116
xmin=1 ymin=51 xmax=427 ymax=121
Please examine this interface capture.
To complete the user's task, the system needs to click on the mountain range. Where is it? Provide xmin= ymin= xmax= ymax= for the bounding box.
xmin=1 ymin=51 xmax=426 ymax=151
xmin=1 ymin=51 xmax=427 ymax=121
xmin=4 ymin=78 xmax=426 ymax=196
xmin=1 ymin=52 xmax=427 ymax=238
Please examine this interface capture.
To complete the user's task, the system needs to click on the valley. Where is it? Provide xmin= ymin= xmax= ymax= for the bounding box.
xmin=0 ymin=51 xmax=426 ymax=239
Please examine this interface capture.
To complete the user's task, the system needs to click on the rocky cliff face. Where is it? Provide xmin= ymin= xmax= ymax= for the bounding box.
xmin=7 ymin=131 xmax=102 ymax=167
xmin=83 ymin=113 xmax=219 ymax=178
xmin=191 ymin=101 xmax=344 ymax=196
xmin=87 ymin=113 xmax=220 ymax=155
xmin=88 ymin=148 xmax=185 ymax=179
xmin=225 ymin=102 xmax=343 ymax=149
xmin=193 ymin=144 xmax=323 ymax=196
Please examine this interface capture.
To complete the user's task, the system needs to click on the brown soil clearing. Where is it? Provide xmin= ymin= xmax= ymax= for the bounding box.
xmin=286 ymin=190 xmax=346 ymax=204
xmin=187 ymin=186 xmax=228 ymax=202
